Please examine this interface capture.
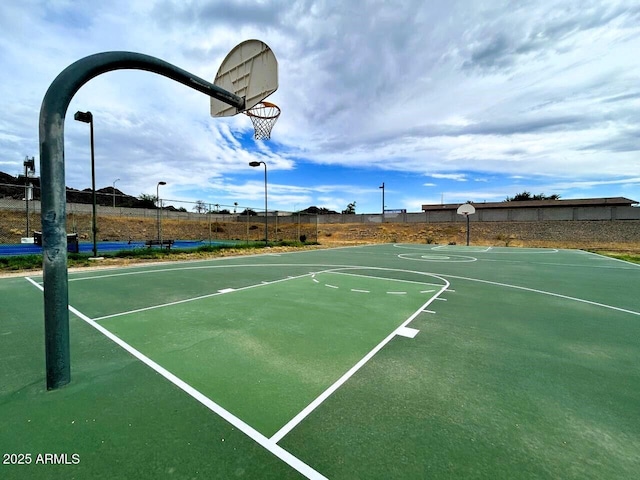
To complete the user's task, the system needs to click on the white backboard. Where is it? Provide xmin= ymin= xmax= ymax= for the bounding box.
xmin=211 ymin=40 xmax=278 ymax=117
xmin=457 ymin=203 xmax=476 ymax=216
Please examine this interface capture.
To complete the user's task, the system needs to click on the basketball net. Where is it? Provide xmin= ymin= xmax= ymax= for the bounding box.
xmin=244 ymin=101 xmax=281 ymax=140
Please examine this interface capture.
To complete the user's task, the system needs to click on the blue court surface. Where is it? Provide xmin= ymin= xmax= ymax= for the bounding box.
xmin=0 ymin=239 xmax=235 ymax=256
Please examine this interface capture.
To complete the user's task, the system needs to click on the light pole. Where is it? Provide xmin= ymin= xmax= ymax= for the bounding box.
xmin=249 ymin=161 xmax=268 ymax=245
xmin=23 ymin=156 xmax=35 ymax=236
xmin=156 ymin=181 xmax=166 ymax=245
xmin=112 ymin=178 xmax=120 ymax=207
xmin=379 ymin=182 xmax=385 ymax=221
xmin=74 ymin=110 xmax=98 ymax=258
xmin=294 ymin=204 xmax=301 ymax=242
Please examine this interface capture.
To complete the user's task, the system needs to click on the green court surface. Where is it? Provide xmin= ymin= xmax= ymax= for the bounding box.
xmin=1 ymin=244 xmax=639 ymax=479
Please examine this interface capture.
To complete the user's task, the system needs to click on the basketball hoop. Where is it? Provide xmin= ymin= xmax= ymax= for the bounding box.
xmin=244 ymin=101 xmax=281 ymax=140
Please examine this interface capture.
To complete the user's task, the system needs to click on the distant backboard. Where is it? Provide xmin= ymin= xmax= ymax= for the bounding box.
xmin=457 ymin=203 xmax=476 ymax=216
xmin=211 ymin=40 xmax=278 ymax=117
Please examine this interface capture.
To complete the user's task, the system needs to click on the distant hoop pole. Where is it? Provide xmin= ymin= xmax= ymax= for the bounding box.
xmin=466 ymin=214 xmax=470 ymax=246
xmin=39 ymin=51 xmax=244 ymax=390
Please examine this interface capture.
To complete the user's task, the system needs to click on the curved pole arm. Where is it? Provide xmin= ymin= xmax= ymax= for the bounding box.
xmin=39 ymin=51 xmax=244 ymax=390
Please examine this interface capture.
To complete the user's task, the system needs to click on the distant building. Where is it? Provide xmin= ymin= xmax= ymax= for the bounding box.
xmin=421 ymin=197 xmax=639 ymax=222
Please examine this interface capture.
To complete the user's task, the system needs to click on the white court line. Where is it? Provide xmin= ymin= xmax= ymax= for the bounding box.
xmin=324 ymin=270 xmax=444 ymax=287
xmin=270 ymin=278 xmax=450 ymax=444
xmin=582 ymin=250 xmax=640 ymax=268
xmin=479 ymin=258 xmax=638 ymax=270
xmin=422 ymin=310 xmax=436 ymax=314
xmin=351 ymin=289 xmax=370 ymax=293
xmin=64 ymin=262 xmax=343 ymax=282
xmin=387 ymin=291 xmax=407 ymax=295
xmin=325 ymin=284 xmax=339 ymax=289
xmin=396 ymin=326 xmax=420 ymax=338
xmin=442 ymin=274 xmax=640 ymax=316
xmin=92 ymin=271 xmax=316 ymax=322
xmin=24 ymin=277 xmax=327 ymax=480
xmin=25 ymin=277 xmax=41 ymax=289
xmin=432 ymin=245 xmax=492 ymax=253
xmin=419 ymin=245 xmax=559 ymax=254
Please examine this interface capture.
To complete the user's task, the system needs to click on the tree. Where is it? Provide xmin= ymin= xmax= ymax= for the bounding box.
xmin=192 ymin=200 xmax=207 ymax=213
xmin=342 ymin=201 xmax=356 ymax=214
xmin=138 ymin=193 xmax=157 ymax=209
xmin=300 ymin=206 xmax=339 ymax=215
xmin=505 ymin=191 xmax=561 ymax=202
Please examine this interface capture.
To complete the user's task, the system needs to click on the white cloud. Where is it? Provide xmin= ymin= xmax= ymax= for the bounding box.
xmin=430 ymin=173 xmax=468 ymax=182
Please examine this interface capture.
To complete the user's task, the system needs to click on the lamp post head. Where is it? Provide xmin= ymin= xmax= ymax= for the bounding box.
xmin=249 ymin=161 xmax=262 ymax=167
xmin=157 ymin=181 xmax=167 ymax=186
xmin=24 ymin=157 xmax=35 ymax=174
xmin=74 ymin=111 xmax=93 ymax=123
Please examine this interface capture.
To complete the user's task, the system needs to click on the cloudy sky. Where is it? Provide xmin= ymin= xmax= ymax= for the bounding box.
xmin=1 ymin=0 xmax=639 ymax=214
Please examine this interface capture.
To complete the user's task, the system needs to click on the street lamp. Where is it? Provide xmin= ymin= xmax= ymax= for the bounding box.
xmin=112 ymin=178 xmax=120 ymax=207
xmin=249 ymin=161 xmax=268 ymax=245
xmin=74 ymin=110 xmax=98 ymax=258
xmin=156 ymin=181 xmax=166 ymax=245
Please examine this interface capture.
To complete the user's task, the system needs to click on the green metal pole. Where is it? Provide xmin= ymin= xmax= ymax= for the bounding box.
xmin=263 ymin=163 xmax=268 ymax=246
xmin=39 ymin=51 xmax=244 ymax=390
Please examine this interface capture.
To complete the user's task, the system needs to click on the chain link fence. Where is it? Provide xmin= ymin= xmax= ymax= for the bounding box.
xmin=5 ymin=182 xmax=637 ymax=247
xmin=0 ymin=183 xmax=320 ymax=245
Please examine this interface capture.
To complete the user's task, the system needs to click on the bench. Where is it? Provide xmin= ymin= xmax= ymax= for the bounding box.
xmin=145 ymin=239 xmax=175 ymax=249
xmin=33 ymin=231 xmax=79 ymax=253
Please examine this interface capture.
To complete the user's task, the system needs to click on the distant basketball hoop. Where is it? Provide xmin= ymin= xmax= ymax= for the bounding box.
xmin=244 ymin=101 xmax=281 ymax=140
xmin=457 ymin=203 xmax=476 ymax=246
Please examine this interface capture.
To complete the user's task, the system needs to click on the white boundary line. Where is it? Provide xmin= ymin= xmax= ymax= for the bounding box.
xmin=323 ymin=269 xmax=444 ymax=287
xmin=432 ymin=245 xmax=492 ymax=253
xmin=392 ymin=244 xmax=559 ymax=254
xmin=24 ymin=276 xmax=327 ymax=480
xmin=582 ymin=250 xmax=640 ymax=268
xmin=477 ymin=257 xmax=639 ymax=270
xmin=92 ymin=270 xmax=318 ymax=322
xmin=269 ymin=278 xmax=450 ymax=444
xmin=441 ymin=274 xmax=640 ymax=316
xmin=398 ymin=253 xmax=477 ymax=263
